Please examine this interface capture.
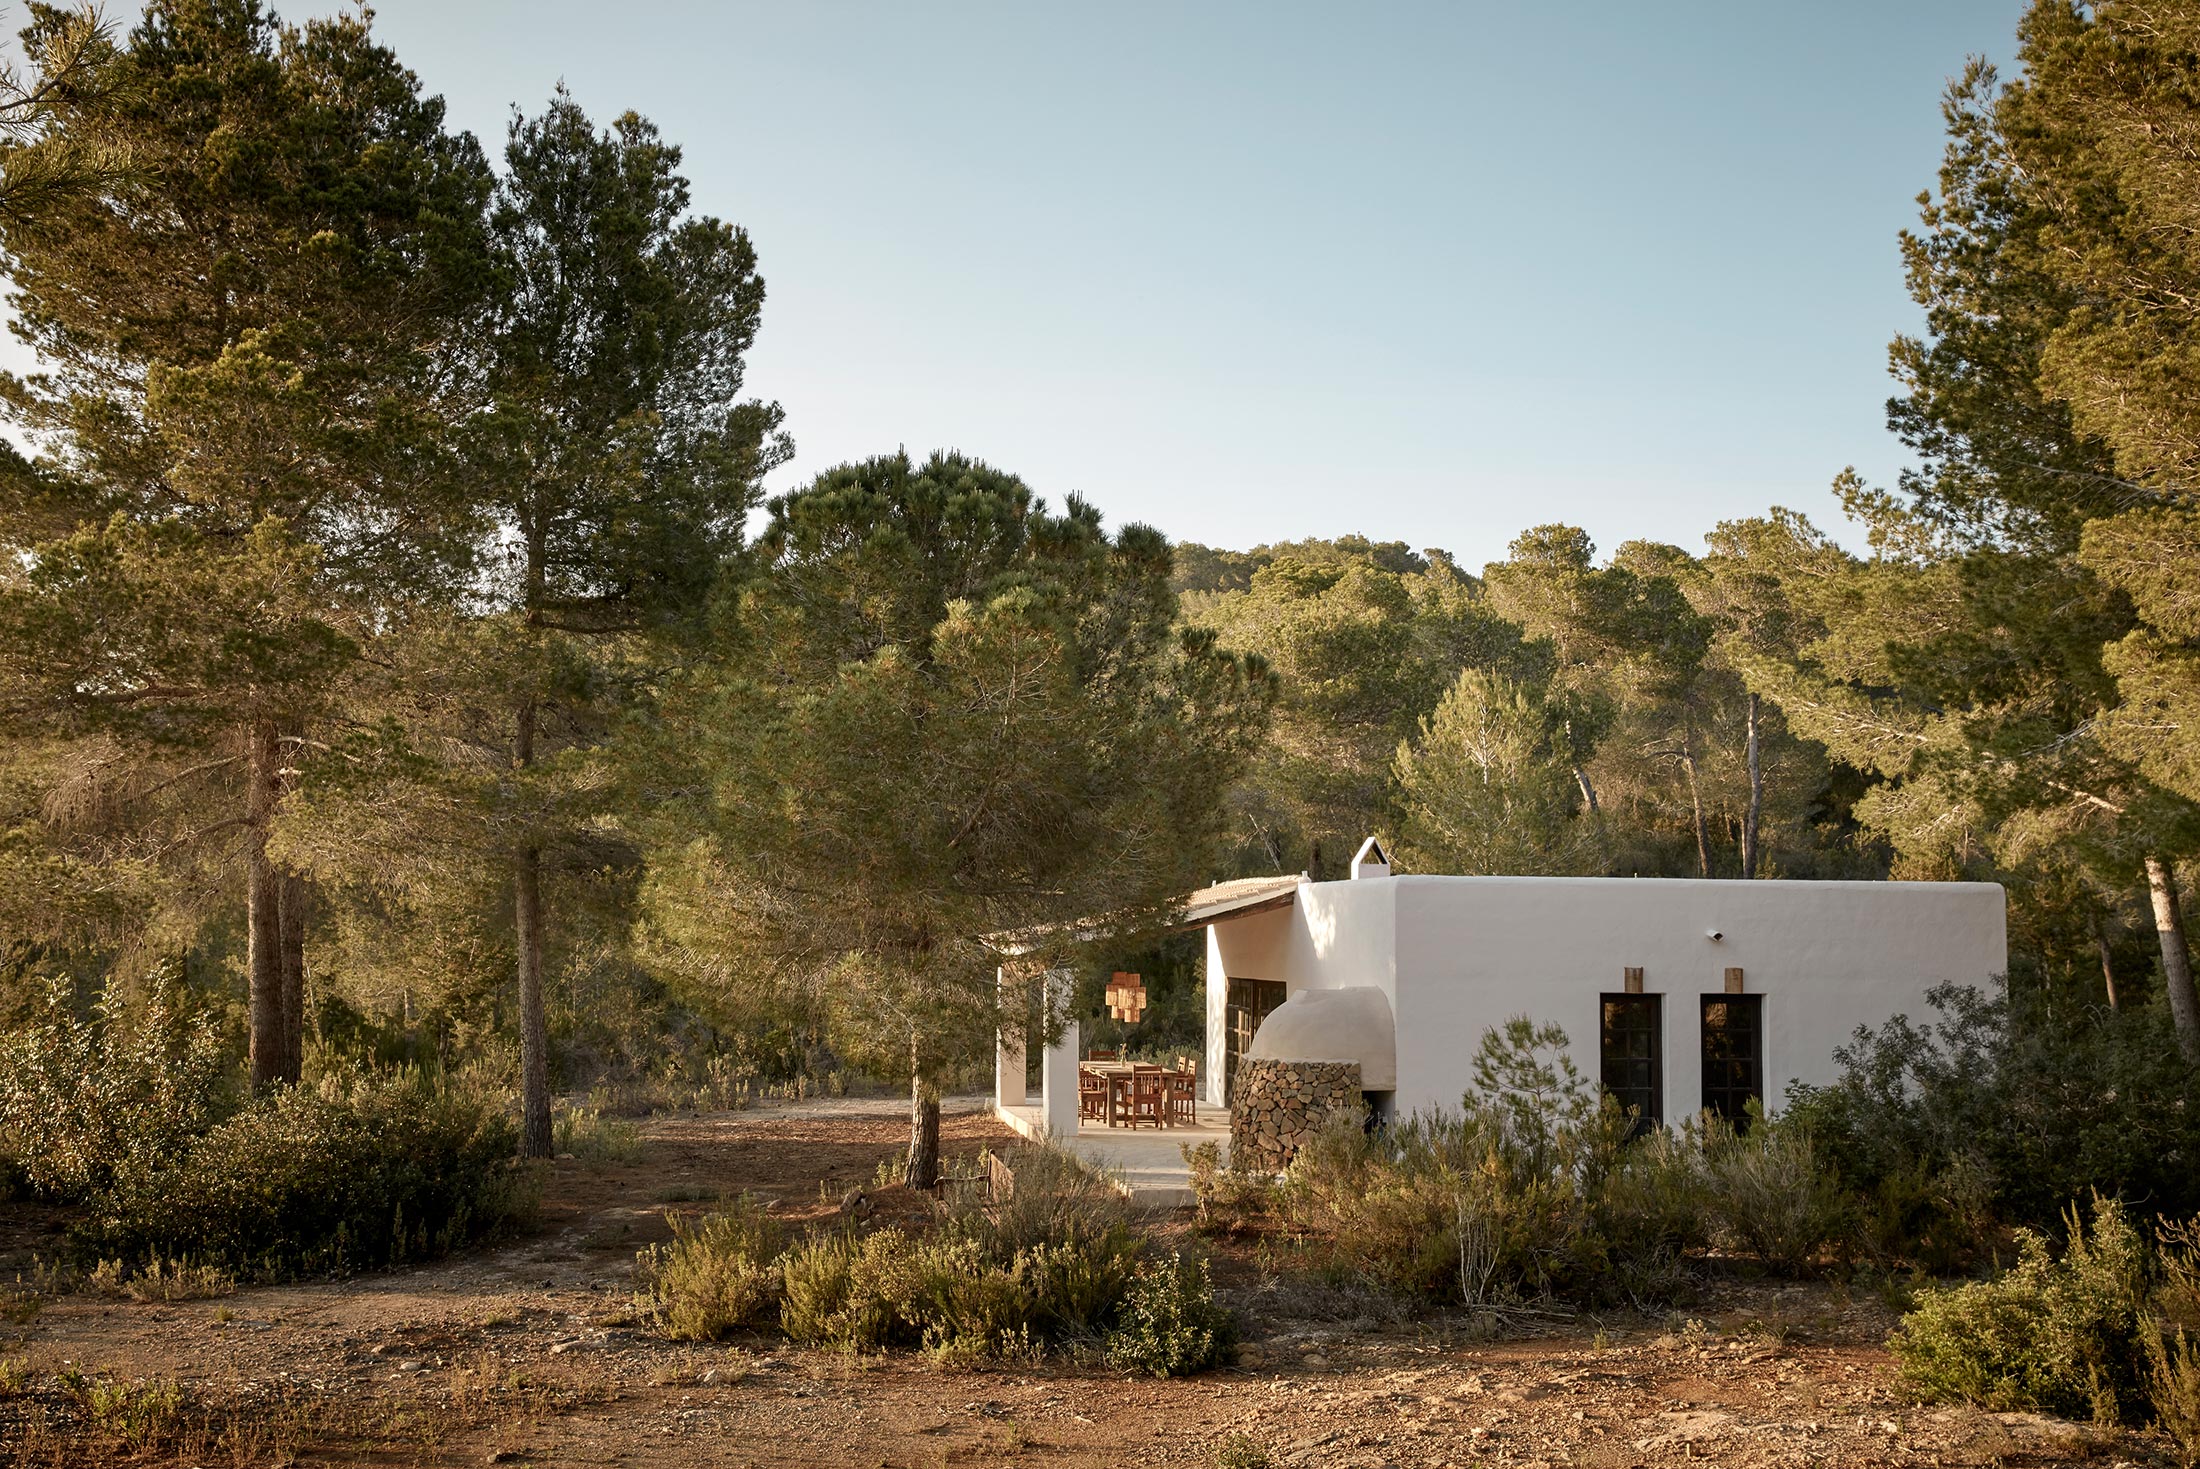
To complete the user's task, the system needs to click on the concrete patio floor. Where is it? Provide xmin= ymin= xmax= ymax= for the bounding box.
xmin=995 ymin=1101 xmax=1230 ymax=1207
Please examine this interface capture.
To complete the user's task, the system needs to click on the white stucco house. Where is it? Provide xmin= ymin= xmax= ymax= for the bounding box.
xmin=996 ymin=839 xmax=2008 ymax=1138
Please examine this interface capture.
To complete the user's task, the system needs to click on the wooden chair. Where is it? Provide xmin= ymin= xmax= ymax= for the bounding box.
xmin=1086 ymin=1048 xmax=1117 ymax=1062
xmin=1078 ymin=1067 xmax=1107 ymax=1121
xmin=1166 ymin=1064 xmax=1198 ymax=1126
xmin=1125 ymin=1068 xmax=1168 ymax=1128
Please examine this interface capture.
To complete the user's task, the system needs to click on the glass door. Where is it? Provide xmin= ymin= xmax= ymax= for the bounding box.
xmin=1223 ymin=977 xmax=1288 ymax=1103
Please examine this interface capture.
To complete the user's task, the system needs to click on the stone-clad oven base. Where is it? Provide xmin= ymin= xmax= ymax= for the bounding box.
xmin=1230 ymin=1057 xmax=1362 ymax=1172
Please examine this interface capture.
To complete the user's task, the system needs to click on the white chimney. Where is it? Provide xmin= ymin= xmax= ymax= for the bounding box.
xmin=1350 ymin=835 xmax=1391 ymax=880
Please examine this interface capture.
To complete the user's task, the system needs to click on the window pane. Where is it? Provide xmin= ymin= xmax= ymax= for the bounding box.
xmin=1699 ymin=994 xmax=1763 ymax=1126
xmin=1599 ymin=993 xmax=1662 ymax=1135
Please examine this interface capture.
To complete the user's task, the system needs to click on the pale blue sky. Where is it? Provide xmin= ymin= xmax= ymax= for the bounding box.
xmin=72 ymin=4 xmax=2040 ymax=566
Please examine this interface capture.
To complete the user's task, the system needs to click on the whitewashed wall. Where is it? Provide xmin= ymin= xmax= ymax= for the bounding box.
xmin=1205 ymin=876 xmax=2007 ymax=1120
xmin=1204 ymin=880 xmax=1394 ymax=1105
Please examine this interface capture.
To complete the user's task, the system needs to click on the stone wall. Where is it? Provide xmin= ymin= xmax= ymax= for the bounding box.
xmin=1230 ymin=1057 xmax=1362 ymax=1172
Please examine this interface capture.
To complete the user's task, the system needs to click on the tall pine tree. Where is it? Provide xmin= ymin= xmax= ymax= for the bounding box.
xmin=0 ymin=0 xmax=492 ymax=1084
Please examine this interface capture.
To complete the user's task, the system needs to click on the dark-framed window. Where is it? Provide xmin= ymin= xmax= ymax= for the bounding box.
xmin=1224 ymin=977 xmax=1288 ymax=1104
xmin=1700 ymin=994 xmax=1764 ymax=1126
xmin=1599 ymin=993 xmax=1662 ymax=1136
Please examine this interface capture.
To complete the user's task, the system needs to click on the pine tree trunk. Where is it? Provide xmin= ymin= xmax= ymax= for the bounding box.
xmin=1741 ymin=693 xmax=1763 ymax=880
xmin=1682 ymin=747 xmax=1712 ymax=879
xmin=276 ymin=717 xmax=307 ymax=1077
xmin=1565 ymin=717 xmax=1598 ymax=815
xmin=514 ymin=697 xmax=552 ymax=1159
xmin=245 ymin=718 xmax=286 ymax=1089
xmin=516 ymin=842 xmax=551 ymax=1157
xmin=279 ymin=870 xmax=307 ymax=1077
xmin=2094 ymin=914 xmax=2120 ymax=1011
xmin=904 ymin=1035 xmax=940 ymax=1190
xmin=2146 ymin=854 xmax=2200 ymax=1063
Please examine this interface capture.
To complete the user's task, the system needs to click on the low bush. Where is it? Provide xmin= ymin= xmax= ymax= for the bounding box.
xmin=778 ymin=1184 xmax=1148 ymax=1354
xmin=81 ymin=1071 xmax=534 ymax=1278
xmin=0 ymin=981 xmax=537 ymax=1284
xmin=84 ymin=1256 xmax=234 ymax=1302
xmin=2146 ymin=1328 xmax=2200 ymax=1467
xmin=779 ymin=1226 xmax=932 ymax=1350
xmin=1105 ymin=1251 xmax=1235 ymax=1376
xmin=1899 ymin=1200 xmax=2200 ymax=1452
xmin=1700 ymin=1105 xmax=1850 ymax=1276
xmin=1590 ymin=1123 xmax=1711 ymax=1304
xmin=633 ymin=1200 xmax=784 ymax=1340
xmin=1892 ymin=1194 xmax=2150 ymax=1423
xmin=1276 ymin=1019 xmax=1862 ymax=1311
xmin=1184 ymin=1140 xmax=1276 ymax=1235
xmin=554 ymin=1104 xmax=643 ymax=1164
xmin=1788 ymin=982 xmax=2200 ymax=1246
xmin=1282 ymin=1022 xmax=1617 ymax=1307
xmin=639 ymin=1143 xmax=1232 ymax=1370
xmin=0 ymin=978 xmax=230 ymax=1201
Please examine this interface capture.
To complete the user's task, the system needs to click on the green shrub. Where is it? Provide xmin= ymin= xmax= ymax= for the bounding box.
xmin=1790 ymin=982 xmax=2200 ymax=1244
xmin=1213 ymin=1435 xmax=1271 ymax=1469
xmin=80 ymin=1377 xmax=183 ymax=1449
xmin=553 ymin=1104 xmax=643 ymax=1165
xmin=634 ymin=1200 xmax=784 ymax=1340
xmin=0 ymin=978 xmax=229 ymax=1200
xmin=2146 ymin=1327 xmax=2200 ymax=1467
xmin=1280 ymin=1018 xmax=1864 ymax=1308
xmin=81 ymin=1072 xmax=533 ymax=1278
xmin=1183 ymin=1140 xmax=1276 ymax=1234
xmin=1591 ymin=1122 xmax=1710 ymax=1305
xmin=1021 ymin=1233 xmax=1144 ymax=1337
xmin=84 ymin=1255 xmax=234 ymax=1302
xmin=767 ymin=1145 xmax=1182 ymax=1363
xmin=779 ymin=1227 xmax=930 ymax=1350
xmin=1701 ymin=1105 xmax=1849 ymax=1275
xmin=694 ymin=1145 xmax=1225 ymax=1368
xmin=1892 ymin=1195 xmax=2150 ymax=1423
xmin=1282 ymin=1020 xmax=1639 ymax=1308
xmin=1106 ymin=1251 xmax=1235 ymax=1376
xmin=914 ymin=1234 xmax=1042 ymax=1354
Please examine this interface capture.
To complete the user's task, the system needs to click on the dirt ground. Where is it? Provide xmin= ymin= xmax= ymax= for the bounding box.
xmin=0 ymin=1098 xmax=2168 ymax=1468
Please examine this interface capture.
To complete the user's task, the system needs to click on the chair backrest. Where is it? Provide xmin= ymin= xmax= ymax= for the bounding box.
xmin=1087 ymin=1048 xmax=1116 ymax=1061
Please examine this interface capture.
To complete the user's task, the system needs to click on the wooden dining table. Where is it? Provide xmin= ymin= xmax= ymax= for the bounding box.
xmin=1079 ymin=1061 xmax=1160 ymax=1128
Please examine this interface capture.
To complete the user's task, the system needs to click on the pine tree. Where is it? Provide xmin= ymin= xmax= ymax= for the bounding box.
xmin=1393 ymin=668 xmax=1601 ymax=876
xmin=1180 ymin=537 xmax=1534 ymax=877
xmin=1802 ymin=13 xmax=2200 ymax=1054
xmin=473 ymin=93 xmax=784 ymax=1157
xmin=0 ymin=0 xmax=492 ymax=1084
xmin=645 ymin=452 xmax=1271 ymax=1186
xmin=270 ymin=91 xmax=788 ymax=1153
